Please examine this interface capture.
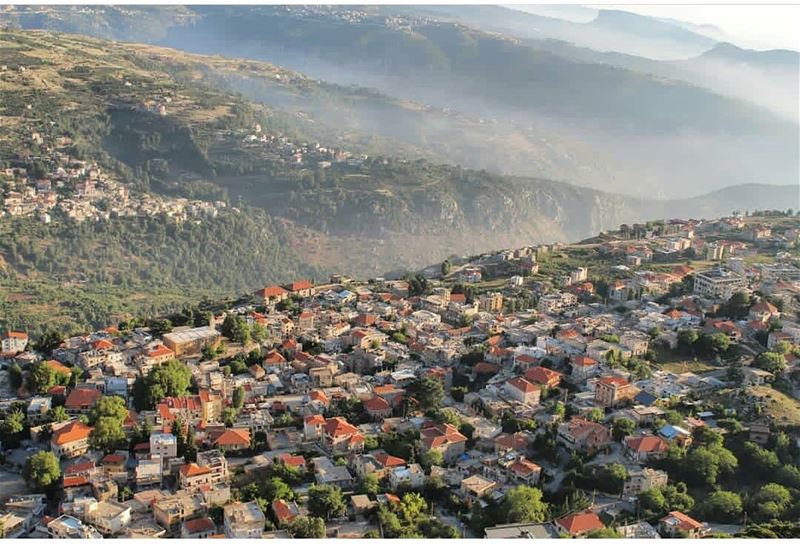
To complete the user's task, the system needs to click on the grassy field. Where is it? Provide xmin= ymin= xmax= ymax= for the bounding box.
xmin=748 ymin=386 xmax=800 ymax=427
xmin=652 ymin=344 xmax=718 ymax=375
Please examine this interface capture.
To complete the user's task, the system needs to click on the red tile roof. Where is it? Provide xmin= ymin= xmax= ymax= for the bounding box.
xmin=364 ymin=396 xmax=392 ymax=413
xmin=626 ymin=435 xmax=668 ymax=454
xmin=214 ymin=428 xmax=251 ymax=448
xmin=180 ymin=463 xmax=211 ymax=478
xmin=257 ymin=285 xmax=288 ymax=298
xmin=286 ymin=280 xmax=313 ymax=292
xmin=506 ymin=376 xmax=541 ymax=394
xmin=324 ymin=417 xmax=359 ymax=438
xmin=556 ymin=511 xmax=604 ymax=535
xmin=183 ymin=517 xmax=215 ymax=534
xmin=279 ymin=453 xmax=306 ymax=468
xmin=52 ymin=421 xmax=92 ymax=445
xmin=65 ymin=387 xmax=102 ymax=410
xmin=661 ymin=511 xmax=704 ymax=531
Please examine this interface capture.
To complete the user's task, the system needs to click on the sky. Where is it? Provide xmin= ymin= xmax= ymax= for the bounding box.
xmin=607 ymin=5 xmax=800 ymax=51
xmin=508 ymin=3 xmax=800 ymax=51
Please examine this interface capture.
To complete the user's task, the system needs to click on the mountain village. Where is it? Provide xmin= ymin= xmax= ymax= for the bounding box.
xmin=1 ymin=210 xmax=799 ymax=539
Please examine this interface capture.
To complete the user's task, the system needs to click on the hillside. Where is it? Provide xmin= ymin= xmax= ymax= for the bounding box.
xmin=3 ymin=5 xmax=798 ymax=198
xmin=0 ymin=30 xmax=797 ymax=334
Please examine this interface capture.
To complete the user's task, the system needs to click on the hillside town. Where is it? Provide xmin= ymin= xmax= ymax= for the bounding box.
xmin=0 ymin=211 xmax=799 ymax=539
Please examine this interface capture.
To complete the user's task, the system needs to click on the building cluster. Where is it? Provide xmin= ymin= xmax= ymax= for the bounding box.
xmin=0 ymin=213 xmax=798 ymax=538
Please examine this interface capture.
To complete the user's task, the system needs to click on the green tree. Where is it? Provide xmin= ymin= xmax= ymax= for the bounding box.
xmin=263 ymin=476 xmax=295 ymax=502
xmin=597 ymin=463 xmax=629 ymax=494
xmin=91 ymin=416 xmax=126 ymax=453
xmin=441 ymin=260 xmax=452 ymax=276
xmin=751 ymin=483 xmax=792 ymax=521
xmin=307 ymin=484 xmax=346 ymax=520
xmin=27 ymin=361 xmax=63 ymax=393
xmin=741 ymin=442 xmax=780 ymax=476
xmin=408 ymin=376 xmax=444 ymax=413
xmin=753 ymin=352 xmax=786 ymax=374
xmin=692 ymin=426 xmax=724 ymax=447
xmin=7 ymin=363 xmax=23 ymax=390
xmin=221 ymin=314 xmax=251 ymax=345
xmin=132 ymin=359 xmax=192 ymax=411
xmin=420 ymin=449 xmax=444 ymax=471
xmin=685 ymin=445 xmax=738 ymax=486
xmin=503 ymin=486 xmax=549 ymax=523
xmin=288 ymin=516 xmax=326 ymax=538
xmin=47 ymin=406 xmax=69 ymax=423
xmin=612 ymin=417 xmax=635 ymax=442
xmin=91 ymin=395 xmax=128 ymax=425
xmin=587 ymin=527 xmax=622 ymax=538
xmin=702 ymin=491 xmax=743 ymax=523
xmin=233 ymin=386 xmax=245 ymax=409
xmin=360 ymin=473 xmax=380 ymax=495
xmin=0 ymin=409 xmax=26 ymax=449
xmin=587 ymin=408 xmax=605 ymax=423
xmin=23 ymin=450 xmax=61 ymax=490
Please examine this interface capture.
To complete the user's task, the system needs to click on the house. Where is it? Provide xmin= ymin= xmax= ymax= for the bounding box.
xmin=47 ymin=514 xmax=102 ymax=539
xmin=749 ymin=423 xmax=771 ymax=445
xmin=556 ymin=417 xmax=610 ymax=454
xmin=524 ymin=366 xmax=562 ymax=389
xmin=623 ymin=468 xmax=668 ymax=496
xmin=420 ymin=423 xmax=468 ymax=464
xmin=494 ymin=432 xmax=535 ymax=454
xmin=255 ymin=285 xmax=289 ymax=305
xmin=658 ymin=424 xmax=693 ymax=447
xmin=570 ymin=355 xmax=600 ymax=383
xmin=153 ymin=492 xmax=205 ymax=532
xmin=505 ymin=455 xmax=542 ymax=485
xmin=363 ymin=395 xmax=393 ymax=419
xmin=149 ymin=433 xmax=177 ymax=466
xmin=285 ymin=280 xmax=315 ymax=298
xmin=460 ymin=474 xmax=497 ymax=506
xmin=484 ymin=522 xmax=560 ymax=539
xmin=624 ymin=435 xmax=669 ymax=462
xmin=179 ymin=463 xmax=213 ymax=490
xmin=388 ymin=464 xmax=425 ymax=491
xmin=181 ymin=517 xmax=217 ymax=539
xmin=504 ymin=377 xmax=542 ymax=407
xmin=1 ymin=331 xmax=28 ymax=355
xmin=224 ymin=501 xmax=265 ymax=538
xmin=135 ymin=459 xmax=163 ymax=489
xmin=594 ymin=376 xmax=638 ymax=407
xmin=162 ymin=326 xmax=220 ymax=357
xmin=747 ymin=301 xmax=781 ymax=324
xmin=304 ymin=414 xmax=326 ymax=441
xmin=212 ymin=428 xmax=251 ymax=452
xmin=323 ymin=417 xmax=365 ymax=454
xmin=555 ymin=510 xmax=605 ymax=538
xmin=141 ymin=345 xmax=175 ymax=369
xmin=64 ymin=387 xmax=102 ymax=415
xmin=272 ymin=499 xmax=301 ymax=526
xmin=26 ymin=396 xmax=52 ymax=424
xmin=692 ymin=268 xmax=746 ymax=300
xmin=312 ymin=456 xmax=354 ymax=488
xmin=85 ymin=500 xmax=132 ymax=535
xmin=278 ymin=453 xmax=307 ymax=471
xmin=659 ymin=511 xmax=706 ymax=538
xmin=196 ymin=450 xmax=229 ymax=484
xmin=51 ymin=421 xmax=93 ymax=459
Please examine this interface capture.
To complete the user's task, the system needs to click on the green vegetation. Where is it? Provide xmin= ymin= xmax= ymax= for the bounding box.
xmin=132 ymin=359 xmax=192 ymax=411
xmin=23 ymin=450 xmax=61 ymax=491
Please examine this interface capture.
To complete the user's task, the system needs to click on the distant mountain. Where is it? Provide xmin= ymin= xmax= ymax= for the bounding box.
xmin=418 ymin=5 xmax=716 ymax=59
xmin=2 ymin=29 xmax=794 ymax=285
xmin=3 ymin=5 xmax=796 ymax=199
xmin=697 ymin=42 xmax=800 ymax=68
